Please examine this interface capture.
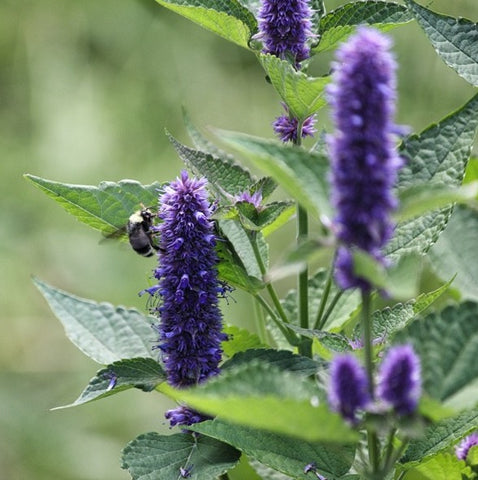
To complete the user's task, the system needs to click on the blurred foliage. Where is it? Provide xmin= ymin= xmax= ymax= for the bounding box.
xmin=0 ymin=0 xmax=476 ymax=479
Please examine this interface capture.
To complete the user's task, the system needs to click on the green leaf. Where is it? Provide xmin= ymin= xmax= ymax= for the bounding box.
xmin=216 ymin=130 xmax=331 ymax=219
xmin=122 ymin=432 xmax=240 ymax=480
xmin=387 ymin=93 xmax=478 ymax=260
xmin=396 ymin=182 xmax=478 ymax=222
xmin=24 ymin=175 xmax=162 ymax=238
xmin=394 ymin=301 xmax=478 ymax=409
xmin=54 ymin=358 xmax=166 ymax=409
xmin=221 ymin=325 xmax=266 ymax=358
xmin=222 ymin=349 xmax=320 ymax=377
xmin=402 ymin=408 xmax=478 ymax=463
xmin=314 ymin=1 xmax=412 ymax=53
xmin=430 ymin=206 xmax=478 ymax=301
xmin=249 ymin=459 xmax=294 ymax=480
xmin=191 ymin=419 xmax=356 ymax=479
xmin=259 ymin=54 xmax=330 ymax=120
xmin=405 ymin=0 xmax=478 ymax=87
xmin=400 ymin=452 xmax=467 ymax=480
xmin=418 ymin=396 xmax=455 ymax=423
xmin=34 ymin=278 xmax=155 ymax=364
xmin=159 ymin=362 xmax=358 ymax=443
xmin=236 ymin=200 xmax=295 ymax=233
xmin=168 ymin=134 xmax=254 ymax=199
xmin=153 ymin=0 xmax=256 ymax=49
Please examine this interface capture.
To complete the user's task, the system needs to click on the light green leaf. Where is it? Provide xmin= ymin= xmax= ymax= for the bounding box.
xmin=154 ymin=0 xmax=256 ymax=49
xmin=221 ymin=325 xmax=266 ymax=358
xmin=54 ymin=358 xmax=165 ymax=409
xmin=24 ymin=175 xmax=162 ymax=238
xmin=314 ymin=1 xmax=412 ymax=53
xmin=401 ymin=408 xmax=478 ymax=463
xmin=387 ymin=93 xmax=478 ymax=260
xmin=122 ymin=432 xmax=240 ymax=480
xmin=430 ymin=206 xmax=478 ymax=301
xmin=159 ymin=362 xmax=358 ymax=443
xmin=259 ymin=54 xmax=330 ymax=120
xmin=216 ymin=130 xmax=331 ymax=219
xmin=394 ymin=301 xmax=478 ymax=409
xmin=191 ymin=420 xmax=356 ymax=479
xmin=406 ymin=0 xmax=478 ymax=87
xmin=400 ymin=452 xmax=467 ymax=480
xmin=168 ymin=134 xmax=254 ymax=199
xmin=34 ymin=278 xmax=155 ymax=364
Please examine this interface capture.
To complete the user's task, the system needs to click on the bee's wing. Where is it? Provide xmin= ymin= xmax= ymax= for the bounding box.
xmin=99 ymin=225 xmax=129 ymax=244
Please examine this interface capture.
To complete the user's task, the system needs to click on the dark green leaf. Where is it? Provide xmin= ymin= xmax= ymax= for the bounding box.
xmin=406 ymin=0 xmax=478 ymax=87
xmin=236 ymin=200 xmax=295 ymax=233
xmin=259 ymin=54 xmax=330 ymax=120
xmin=250 ymin=176 xmax=277 ymax=200
xmin=394 ymin=301 xmax=478 ymax=409
xmin=221 ymin=325 xmax=266 ymax=358
xmin=168 ymin=134 xmax=254 ymax=199
xmin=430 ymin=206 xmax=478 ymax=301
xmin=191 ymin=420 xmax=356 ymax=479
xmin=159 ymin=362 xmax=358 ymax=442
xmin=54 ymin=358 xmax=165 ymax=409
xmin=122 ymin=432 xmax=240 ymax=480
xmin=401 ymin=408 xmax=478 ymax=463
xmin=314 ymin=1 xmax=412 ymax=53
xmin=24 ymin=174 xmax=161 ymax=238
xmin=216 ymin=130 xmax=331 ymax=219
xmin=222 ymin=348 xmax=320 ymax=377
xmin=34 ymin=278 xmax=155 ymax=364
xmin=153 ymin=0 xmax=257 ymax=49
xmin=387 ymin=93 xmax=478 ymax=260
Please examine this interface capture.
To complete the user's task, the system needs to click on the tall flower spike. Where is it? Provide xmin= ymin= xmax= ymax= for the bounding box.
xmin=146 ymin=171 xmax=226 ymax=427
xmin=377 ymin=345 xmax=421 ymax=415
xmin=257 ymin=0 xmax=314 ymax=66
xmin=327 ymin=27 xmax=404 ymax=291
xmin=328 ymin=354 xmax=370 ymax=423
xmin=455 ymin=433 xmax=478 ymax=461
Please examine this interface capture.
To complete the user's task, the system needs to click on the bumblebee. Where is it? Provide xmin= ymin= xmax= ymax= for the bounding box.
xmin=126 ymin=207 xmax=159 ymax=257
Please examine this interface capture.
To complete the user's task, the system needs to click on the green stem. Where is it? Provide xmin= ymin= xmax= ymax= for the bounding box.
xmin=317 ymin=290 xmax=344 ymax=330
xmin=313 ymin=266 xmax=333 ymax=330
xmin=253 ymin=295 xmax=268 ymax=344
xmin=362 ymin=290 xmax=379 ymax=475
xmin=254 ymin=294 xmax=298 ymax=346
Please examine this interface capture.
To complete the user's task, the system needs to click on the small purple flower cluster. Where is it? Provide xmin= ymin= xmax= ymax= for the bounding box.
xmin=257 ymin=0 xmax=314 ymax=66
xmin=327 ymin=27 xmax=404 ymax=290
xmin=328 ymin=345 xmax=421 ymax=423
xmin=145 ymin=171 xmax=226 ymax=428
xmin=455 ymin=432 xmax=478 ymax=461
xmin=273 ymin=104 xmax=317 ymax=143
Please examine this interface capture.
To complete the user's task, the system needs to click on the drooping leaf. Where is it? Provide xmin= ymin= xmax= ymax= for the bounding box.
xmin=387 ymin=93 xmax=478 ymax=260
xmin=430 ymin=206 xmax=478 ymax=301
xmin=24 ymin=175 xmax=162 ymax=238
xmin=401 ymin=408 xmax=478 ymax=463
xmin=259 ymin=54 xmax=330 ymax=120
xmin=314 ymin=1 xmax=412 ymax=53
xmin=405 ymin=0 xmax=478 ymax=87
xmin=34 ymin=278 xmax=155 ymax=364
xmin=168 ymin=134 xmax=254 ymax=199
xmin=54 ymin=358 xmax=165 ymax=409
xmin=153 ymin=0 xmax=257 ymax=49
xmin=191 ymin=420 xmax=356 ymax=479
xmin=216 ymin=130 xmax=331 ymax=219
xmin=221 ymin=325 xmax=266 ymax=358
xmin=122 ymin=432 xmax=241 ymax=480
xmin=158 ymin=362 xmax=358 ymax=443
xmin=393 ymin=301 xmax=478 ymax=410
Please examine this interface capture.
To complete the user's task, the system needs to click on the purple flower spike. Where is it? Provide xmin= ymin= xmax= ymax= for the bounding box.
xmin=165 ymin=405 xmax=210 ymax=428
xmin=273 ymin=104 xmax=317 ymax=143
xmin=144 ymin=171 xmax=227 ymax=427
xmin=235 ymin=190 xmax=263 ymax=208
xmin=327 ymin=27 xmax=404 ymax=290
xmin=377 ymin=345 xmax=421 ymax=415
xmin=257 ymin=0 xmax=314 ymax=66
xmin=455 ymin=432 xmax=478 ymax=461
xmin=328 ymin=354 xmax=370 ymax=423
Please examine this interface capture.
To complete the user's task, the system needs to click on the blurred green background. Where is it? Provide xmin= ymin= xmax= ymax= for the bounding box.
xmin=1 ymin=0 xmax=477 ymax=479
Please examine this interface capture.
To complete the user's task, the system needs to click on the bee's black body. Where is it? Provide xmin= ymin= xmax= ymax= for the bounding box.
xmin=127 ymin=208 xmax=158 ymax=257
